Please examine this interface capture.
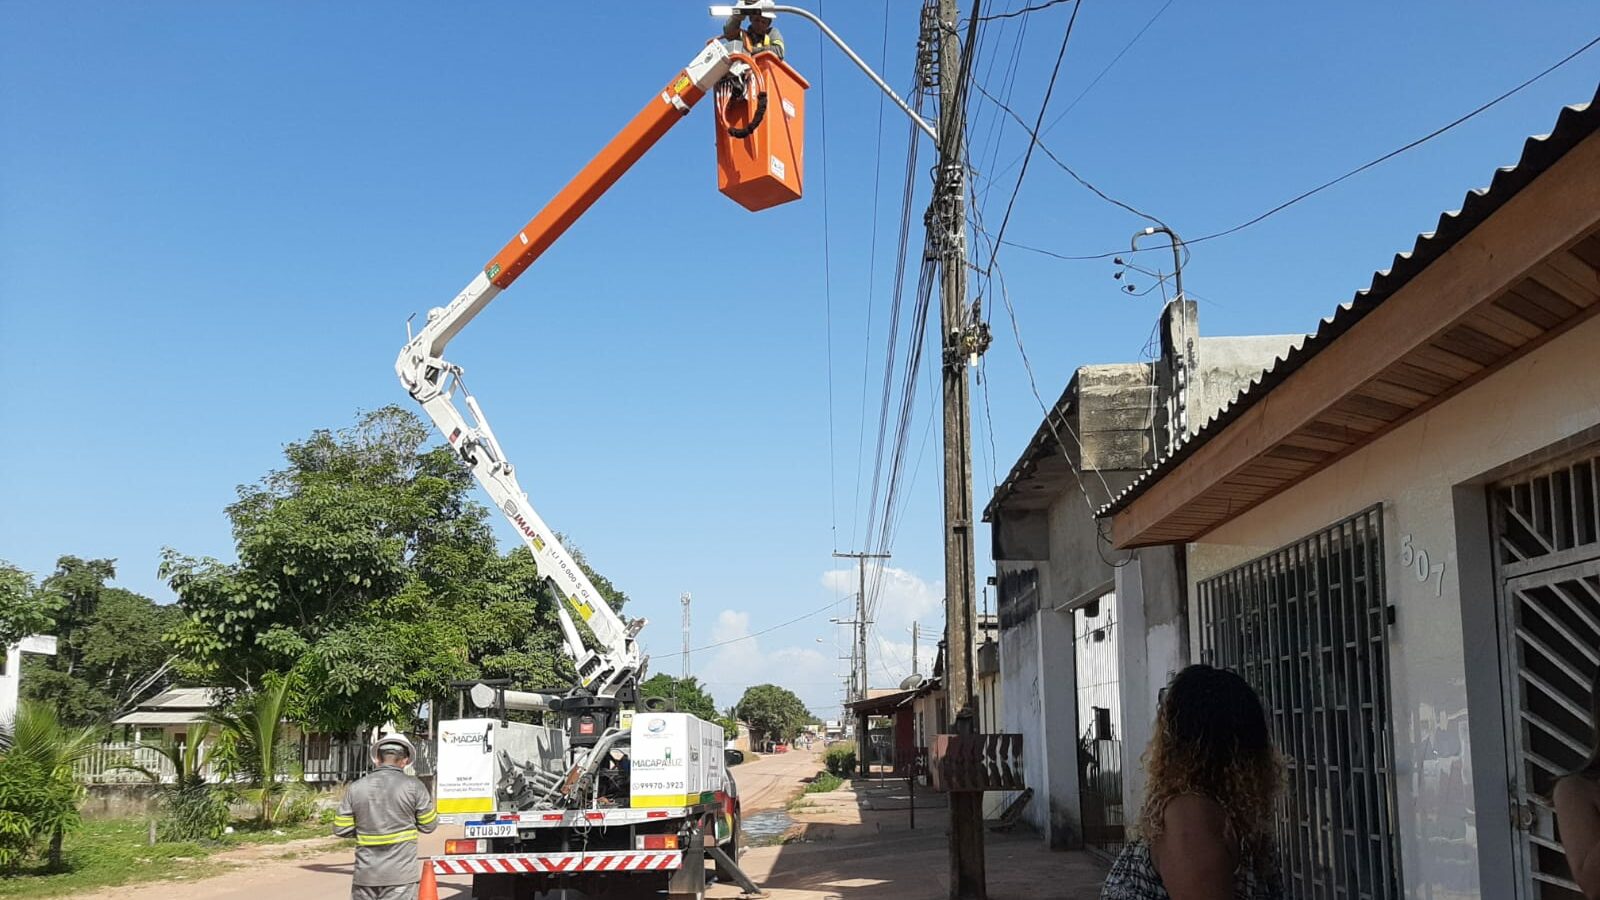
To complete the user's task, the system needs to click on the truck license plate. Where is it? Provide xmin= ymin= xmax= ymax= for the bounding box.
xmin=465 ymin=823 xmax=519 ymax=838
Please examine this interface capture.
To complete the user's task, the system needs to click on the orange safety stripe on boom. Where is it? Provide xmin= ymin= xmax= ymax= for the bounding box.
xmin=484 ymin=70 xmax=709 ymax=290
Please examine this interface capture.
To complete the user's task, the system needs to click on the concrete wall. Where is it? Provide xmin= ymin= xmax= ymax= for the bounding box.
xmin=1191 ymin=333 xmax=1301 ymax=430
xmin=997 ymin=562 xmax=1050 ymax=837
xmin=1110 ymin=545 xmax=1187 ymax=829
xmin=1180 ymin=310 xmax=1600 ymax=900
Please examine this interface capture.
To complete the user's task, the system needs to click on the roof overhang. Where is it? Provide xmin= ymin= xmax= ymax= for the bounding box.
xmin=1107 ymin=96 xmax=1600 ymax=548
xmin=113 ymin=711 xmax=208 ymax=726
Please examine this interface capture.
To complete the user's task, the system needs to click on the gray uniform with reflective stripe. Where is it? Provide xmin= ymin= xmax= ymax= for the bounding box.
xmin=334 ymin=765 xmax=437 ymax=887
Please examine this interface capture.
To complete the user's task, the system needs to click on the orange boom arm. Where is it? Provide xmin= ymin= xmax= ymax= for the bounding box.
xmin=484 ymin=45 xmax=729 ymax=291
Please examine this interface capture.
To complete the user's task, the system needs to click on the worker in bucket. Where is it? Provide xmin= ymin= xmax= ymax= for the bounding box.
xmin=721 ymin=8 xmax=785 ymax=59
xmin=333 ymin=733 xmax=438 ymax=900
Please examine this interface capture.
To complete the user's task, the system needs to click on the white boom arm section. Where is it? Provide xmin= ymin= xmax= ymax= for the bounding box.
xmin=399 ymin=345 xmax=642 ymax=696
xmin=394 ymin=41 xmax=736 ymax=700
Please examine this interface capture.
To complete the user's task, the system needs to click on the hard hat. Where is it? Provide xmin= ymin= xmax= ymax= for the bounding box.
xmin=373 ymin=733 xmax=416 ymax=760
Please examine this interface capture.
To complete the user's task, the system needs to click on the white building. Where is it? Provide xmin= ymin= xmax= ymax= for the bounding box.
xmin=1105 ymin=94 xmax=1600 ymax=898
xmin=984 ymin=302 xmax=1297 ymax=850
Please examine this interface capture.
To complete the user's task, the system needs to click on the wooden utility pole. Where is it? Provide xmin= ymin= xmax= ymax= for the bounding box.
xmin=933 ymin=0 xmax=988 ymax=896
xmin=911 ymin=622 xmax=920 ymax=676
xmin=833 ymin=551 xmax=890 ymax=702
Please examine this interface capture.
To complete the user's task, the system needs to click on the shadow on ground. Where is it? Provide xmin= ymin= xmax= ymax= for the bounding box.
xmin=712 ymin=774 xmax=1108 ymax=899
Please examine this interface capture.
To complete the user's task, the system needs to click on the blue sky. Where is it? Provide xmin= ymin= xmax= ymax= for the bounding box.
xmin=2 ymin=2 xmax=1597 ymax=717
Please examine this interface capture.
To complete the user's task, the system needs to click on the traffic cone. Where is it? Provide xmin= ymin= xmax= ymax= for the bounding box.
xmin=418 ymin=859 xmax=440 ymax=900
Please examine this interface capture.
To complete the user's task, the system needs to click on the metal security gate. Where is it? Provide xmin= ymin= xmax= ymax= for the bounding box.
xmin=1493 ymin=448 xmax=1600 ymax=900
xmin=1196 ymin=505 xmax=1402 ymax=899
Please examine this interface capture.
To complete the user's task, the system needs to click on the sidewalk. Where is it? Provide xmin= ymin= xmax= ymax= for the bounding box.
xmin=711 ymin=777 xmax=1109 ymax=899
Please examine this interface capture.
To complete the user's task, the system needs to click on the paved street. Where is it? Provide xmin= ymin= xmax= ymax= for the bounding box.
xmin=709 ymin=777 xmax=1109 ymax=900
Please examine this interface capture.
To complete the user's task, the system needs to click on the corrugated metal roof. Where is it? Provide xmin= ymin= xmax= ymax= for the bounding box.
xmin=113 ymin=710 xmax=208 ymax=726
xmin=138 ymin=687 xmax=218 ymax=710
xmin=1101 ymin=88 xmax=1600 ymax=521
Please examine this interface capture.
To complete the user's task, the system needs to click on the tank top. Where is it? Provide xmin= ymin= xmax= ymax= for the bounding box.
xmin=1101 ymin=839 xmax=1283 ymax=899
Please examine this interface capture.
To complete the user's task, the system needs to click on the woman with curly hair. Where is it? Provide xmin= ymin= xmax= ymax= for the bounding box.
xmin=1102 ymin=664 xmax=1284 ymax=899
xmin=1554 ymin=664 xmax=1600 ymax=899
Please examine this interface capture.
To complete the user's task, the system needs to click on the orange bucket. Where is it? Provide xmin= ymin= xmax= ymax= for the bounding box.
xmin=716 ymin=53 xmax=809 ymax=212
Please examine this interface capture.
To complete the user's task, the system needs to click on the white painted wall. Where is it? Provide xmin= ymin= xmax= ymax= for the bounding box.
xmin=1181 ymin=311 xmax=1600 ymax=899
xmin=0 ymin=646 xmax=18 ymax=727
xmin=998 ymin=599 xmax=1047 ymax=835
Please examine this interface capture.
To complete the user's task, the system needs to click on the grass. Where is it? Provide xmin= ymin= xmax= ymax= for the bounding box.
xmin=785 ymin=770 xmax=845 ymax=812
xmin=0 ymin=818 xmax=334 ymax=899
xmin=803 ymin=771 xmax=844 ymax=794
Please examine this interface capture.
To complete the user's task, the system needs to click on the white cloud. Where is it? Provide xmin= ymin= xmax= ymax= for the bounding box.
xmin=820 ymin=565 xmax=942 ymax=633
xmin=683 ymin=566 xmax=944 ymax=722
xmin=698 ymin=609 xmax=843 ymax=719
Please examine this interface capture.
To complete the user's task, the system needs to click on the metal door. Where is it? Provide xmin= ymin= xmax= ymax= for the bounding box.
xmin=1493 ymin=449 xmax=1600 ymax=900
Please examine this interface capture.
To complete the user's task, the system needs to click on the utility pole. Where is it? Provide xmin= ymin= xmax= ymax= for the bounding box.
xmin=932 ymin=0 xmax=988 ymax=896
xmin=911 ymin=622 xmax=920 ymax=676
xmin=680 ymin=592 xmax=692 ymax=683
xmin=833 ymin=551 xmax=890 ymax=702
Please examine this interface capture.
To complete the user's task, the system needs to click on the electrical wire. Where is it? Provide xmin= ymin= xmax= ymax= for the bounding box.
xmin=973 ymin=79 xmax=1166 ymax=227
xmin=817 ymin=1 xmax=840 ymax=549
xmin=1000 ymin=30 xmax=1600 ymax=262
xmin=971 ymin=0 xmax=1074 ymax=23
xmin=852 ymin=0 xmax=895 ymax=552
xmin=980 ymin=0 xmax=1082 ymax=276
xmin=652 ymin=597 xmax=843 ymax=661
xmin=987 ymin=0 xmax=1177 ymax=184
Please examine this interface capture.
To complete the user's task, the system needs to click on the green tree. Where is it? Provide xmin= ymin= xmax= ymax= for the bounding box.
xmin=163 ymin=407 xmax=618 ymax=735
xmin=640 ymin=674 xmax=723 ymax=723
xmin=0 ymin=561 xmax=60 ymax=649
xmin=734 ymin=684 xmax=811 ymax=744
xmin=3 ymin=701 xmax=98 ymax=869
xmin=19 ymin=557 xmax=176 ymax=726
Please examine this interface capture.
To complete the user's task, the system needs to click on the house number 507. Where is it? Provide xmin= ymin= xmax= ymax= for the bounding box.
xmin=1399 ymin=534 xmax=1446 ymax=597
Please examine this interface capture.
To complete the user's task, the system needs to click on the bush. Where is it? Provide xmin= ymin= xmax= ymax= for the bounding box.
xmin=157 ymin=784 xmax=230 ymax=843
xmin=804 ymin=771 xmax=843 ymax=794
xmin=0 ymin=754 xmax=79 ymax=874
xmin=823 ymin=744 xmax=855 ymax=778
xmin=276 ymin=785 xmax=321 ymax=826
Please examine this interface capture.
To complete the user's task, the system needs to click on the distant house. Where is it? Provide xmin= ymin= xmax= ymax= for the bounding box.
xmin=112 ymin=686 xmax=216 ymax=745
xmin=90 ymin=686 xmax=371 ymax=784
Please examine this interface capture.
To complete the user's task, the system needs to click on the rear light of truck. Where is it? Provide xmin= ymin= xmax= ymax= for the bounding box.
xmin=445 ymin=839 xmax=487 ymax=855
xmin=636 ymin=834 xmax=679 ymax=850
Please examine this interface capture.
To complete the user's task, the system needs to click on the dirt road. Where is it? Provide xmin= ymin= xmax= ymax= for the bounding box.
xmin=74 ymin=747 xmax=825 ymax=899
xmin=731 ymin=745 xmax=823 ymax=813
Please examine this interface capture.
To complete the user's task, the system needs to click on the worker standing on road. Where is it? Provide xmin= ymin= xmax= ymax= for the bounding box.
xmin=721 ymin=9 xmax=785 ymax=59
xmin=333 ymin=734 xmax=438 ymax=900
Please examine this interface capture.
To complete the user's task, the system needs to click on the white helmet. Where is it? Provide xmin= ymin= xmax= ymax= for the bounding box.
xmin=373 ymin=733 xmax=416 ymax=761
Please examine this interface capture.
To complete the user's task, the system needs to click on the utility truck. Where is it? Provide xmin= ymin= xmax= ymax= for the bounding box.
xmin=393 ymin=5 xmax=807 ymax=898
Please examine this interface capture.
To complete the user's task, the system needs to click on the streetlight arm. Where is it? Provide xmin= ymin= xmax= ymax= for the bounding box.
xmin=713 ymin=2 xmax=939 ymax=142
xmin=1130 ymin=225 xmax=1185 ymax=301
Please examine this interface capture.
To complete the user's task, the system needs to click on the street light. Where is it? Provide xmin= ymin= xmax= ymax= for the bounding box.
xmin=709 ymin=1 xmax=938 ymax=141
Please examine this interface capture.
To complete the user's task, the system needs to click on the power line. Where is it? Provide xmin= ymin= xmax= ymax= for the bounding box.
xmin=818 ymin=0 xmax=840 ymax=549
xmin=1000 ymin=30 xmax=1600 ymax=262
xmin=851 ymin=0 xmax=895 ymax=552
xmin=987 ymin=0 xmax=1177 ymax=184
xmin=971 ymin=0 xmax=1074 ymax=22
xmin=980 ymin=0 xmax=1083 ymax=275
xmin=652 ymin=595 xmax=844 ymax=661
xmin=973 ymin=78 xmax=1166 ymax=226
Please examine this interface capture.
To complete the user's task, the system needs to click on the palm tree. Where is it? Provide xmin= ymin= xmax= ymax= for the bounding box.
xmin=208 ymin=673 xmax=296 ymax=825
xmin=129 ymin=722 xmax=214 ymax=788
xmin=7 ymin=700 xmax=100 ymax=869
